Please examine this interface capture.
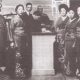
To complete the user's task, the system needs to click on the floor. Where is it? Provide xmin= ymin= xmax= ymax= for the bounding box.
xmin=0 ymin=73 xmax=80 ymax=80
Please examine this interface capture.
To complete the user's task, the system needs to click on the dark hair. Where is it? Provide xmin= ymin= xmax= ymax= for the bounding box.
xmin=15 ymin=4 xmax=24 ymax=12
xmin=33 ymin=11 xmax=41 ymax=16
xmin=68 ymin=7 xmax=77 ymax=18
xmin=68 ymin=7 xmax=75 ymax=12
xmin=58 ymin=4 xmax=68 ymax=12
xmin=26 ymin=2 xmax=32 ymax=7
xmin=77 ymin=4 xmax=80 ymax=9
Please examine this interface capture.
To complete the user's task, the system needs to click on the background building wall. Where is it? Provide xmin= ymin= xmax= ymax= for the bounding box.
xmin=1 ymin=0 xmax=70 ymax=20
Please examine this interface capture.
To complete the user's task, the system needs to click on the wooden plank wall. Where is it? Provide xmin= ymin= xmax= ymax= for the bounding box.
xmin=2 ymin=0 xmax=53 ymax=20
xmin=1 ymin=0 xmax=69 ymax=20
xmin=26 ymin=0 xmax=53 ymax=20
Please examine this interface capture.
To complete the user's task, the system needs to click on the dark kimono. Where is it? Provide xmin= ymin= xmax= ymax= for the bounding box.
xmin=64 ymin=18 xmax=77 ymax=76
xmin=75 ymin=18 xmax=80 ymax=73
xmin=0 ymin=15 xmax=7 ymax=67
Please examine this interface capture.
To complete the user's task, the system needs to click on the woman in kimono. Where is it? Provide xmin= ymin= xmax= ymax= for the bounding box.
xmin=64 ymin=8 xmax=77 ymax=76
xmin=54 ymin=4 xmax=69 ymax=74
xmin=75 ymin=6 xmax=80 ymax=77
xmin=0 ymin=7 xmax=7 ymax=72
xmin=55 ymin=4 xmax=69 ymax=33
xmin=8 ymin=4 xmax=27 ymax=79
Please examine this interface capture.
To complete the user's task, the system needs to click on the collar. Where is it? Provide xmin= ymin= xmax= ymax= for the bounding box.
xmin=77 ymin=18 xmax=80 ymax=22
xmin=69 ymin=18 xmax=76 ymax=23
xmin=25 ymin=10 xmax=30 ymax=16
xmin=61 ymin=16 xmax=67 ymax=21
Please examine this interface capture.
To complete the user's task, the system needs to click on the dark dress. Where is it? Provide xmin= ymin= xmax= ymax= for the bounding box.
xmin=21 ymin=12 xmax=34 ymax=77
xmin=75 ymin=18 xmax=80 ymax=73
xmin=0 ymin=15 xmax=7 ymax=67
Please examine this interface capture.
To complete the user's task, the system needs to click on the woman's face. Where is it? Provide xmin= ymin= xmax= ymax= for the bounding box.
xmin=17 ymin=6 xmax=24 ymax=15
xmin=68 ymin=10 xmax=75 ymax=19
xmin=60 ymin=8 xmax=67 ymax=17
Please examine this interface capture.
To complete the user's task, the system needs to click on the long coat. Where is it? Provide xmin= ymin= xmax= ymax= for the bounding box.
xmin=20 ymin=12 xmax=34 ymax=76
xmin=0 ymin=15 xmax=7 ymax=66
xmin=0 ymin=15 xmax=7 ymax=51
xmin=75 ymin=18 xmax=80 ymax=71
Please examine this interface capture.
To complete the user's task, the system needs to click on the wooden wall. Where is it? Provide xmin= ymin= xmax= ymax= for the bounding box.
xmin=1 ymin=0 xmax=53 ymax=20
xmin=1 ymin=0 xmax=69 ymax=20
xmin=27 ymin=0 xmax=53 ymax=20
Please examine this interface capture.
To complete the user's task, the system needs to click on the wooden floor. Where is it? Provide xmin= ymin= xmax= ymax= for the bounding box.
xmin=0 ymin=73 xmax=80 ymax=80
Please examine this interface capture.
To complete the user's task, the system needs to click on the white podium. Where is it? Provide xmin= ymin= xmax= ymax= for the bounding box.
xmin=32 ymin=33 xmax=55 ymax=75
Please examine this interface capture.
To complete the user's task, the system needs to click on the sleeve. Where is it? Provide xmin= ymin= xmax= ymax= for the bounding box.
xmin=2 ymin=16 xmax=7 ymax=45
xmin=9 ymin=17 xmax=16 ymax=42
xmin=54 ymin=17 xmax=60 ymax=32
xmin=42 ymin=14 xmax=50 ymax=25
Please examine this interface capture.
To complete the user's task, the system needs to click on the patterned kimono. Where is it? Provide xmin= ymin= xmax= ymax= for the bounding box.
xmin=55 ymin=16 xmax=69 ymax=33
xmin=55 ymin=16 xmax=69 ymax=59
xmin=64 ymin=18 xmax=77 ymax=76
xmin=9 ymin=15 xmax=27 ymax=77
xmin=54 ymin=16 xmax=69 ymax=73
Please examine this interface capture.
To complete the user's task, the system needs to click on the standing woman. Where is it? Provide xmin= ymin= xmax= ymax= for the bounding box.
xmin=0 ymin=3 xmax=7 ymax=72
xmin=54 ymin=4 xmax=69 ymax=74
xmin=64 ymin=8 xmax=77 ymax=76
xmin=75 ymin=6 xmax=80 ymax=77
xmin=55 ymin=4 xmax=69 ymax=33
xmin=8 ymin=4 xmax=27 ymax=78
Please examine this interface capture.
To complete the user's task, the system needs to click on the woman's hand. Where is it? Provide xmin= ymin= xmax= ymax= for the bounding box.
xmin=10 ymin=42 xmax=15 ymax=48
xmin=16 ymin=52 xmax=22 ymax=59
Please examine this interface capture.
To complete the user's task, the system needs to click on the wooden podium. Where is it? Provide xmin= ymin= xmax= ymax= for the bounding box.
xmin=32 ymin=33 xmax=55 ymax=75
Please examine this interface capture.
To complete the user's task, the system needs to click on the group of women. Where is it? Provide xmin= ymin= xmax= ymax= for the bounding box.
xmin=54 ymin=4 xmax=80 ymax=77
xmin=1 ymin=2 xmax=80 ymax=79
xmin=8 ymin=3 xmax=80 ymax=78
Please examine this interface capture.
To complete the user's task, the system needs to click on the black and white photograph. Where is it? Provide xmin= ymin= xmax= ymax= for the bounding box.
xmin=0 ymin=0 xmax=80 ymax=80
